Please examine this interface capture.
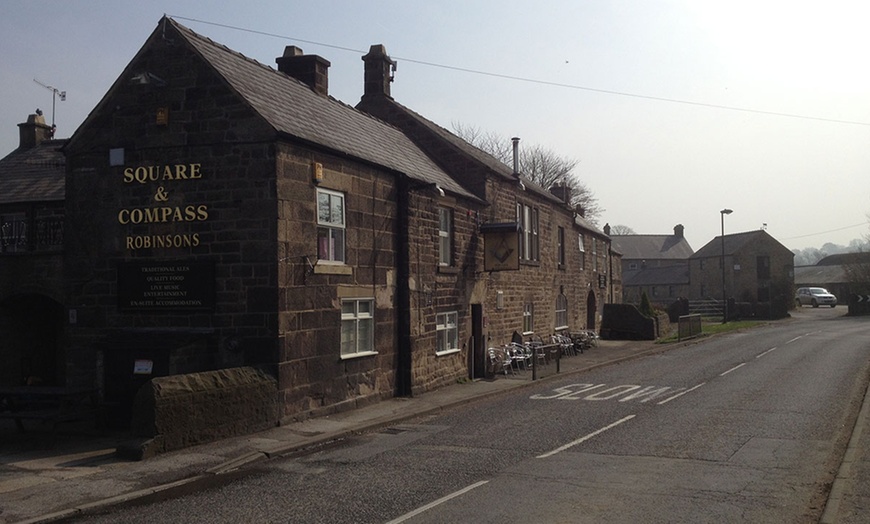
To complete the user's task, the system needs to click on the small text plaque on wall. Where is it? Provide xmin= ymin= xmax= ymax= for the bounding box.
xmin=118 ymin=261 xmax=215 ymax=311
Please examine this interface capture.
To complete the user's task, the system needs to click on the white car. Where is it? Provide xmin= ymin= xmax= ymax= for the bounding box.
xmin=795 ymin=287 xmax=837 ymax=308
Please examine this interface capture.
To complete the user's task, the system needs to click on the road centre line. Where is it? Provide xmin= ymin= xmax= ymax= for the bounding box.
xmin=385 ymin=480 xmax=490 ymax=524
xmin=536 ymin=415 xmax=636 ymax=459
xmin=720 ymin=363 xmax=746 ymax=376
xmin=657 ymin=383 xmax=706 ymax=405
xmin=756 ymin=347 xmax=777 ymax=359
xmin=786 ymin=331 xmax=818 ymax=344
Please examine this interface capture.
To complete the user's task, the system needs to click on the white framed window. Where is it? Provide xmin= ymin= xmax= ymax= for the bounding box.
xmin=557 ymin=226 xmax=565 ymax=267
xmin=517 ymin=203 xmax=539 ymax=261
xmin=592 ymin=238 xmax=598 ymax=272
xmin=317 ymin=188 xmax=345 ymax=263
xmin=523 ymin=303 xmax=534 ymax=334
xmin=341 ymin=298 xmax=374 ymax=357
xmin=530 ymin=208 xmax=539 ymax=260
xmin=555 ymin=293 xmax=568 ymax=330
xmin=0 ymin=212 xmax=28 ymax=253
xmin=435 ymin=311 xmax=459 ymax=354
xmin=438 ymin=207 xmax=452 ymax=266
xmin=578 ymin=233 xmax=585 ymax=269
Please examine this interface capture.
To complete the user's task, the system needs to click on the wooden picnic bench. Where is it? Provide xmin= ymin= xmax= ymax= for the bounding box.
xmin=0 ymin=386 xmax=100 ymax=432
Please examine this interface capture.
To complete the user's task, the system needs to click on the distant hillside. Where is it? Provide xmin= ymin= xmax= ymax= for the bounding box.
xmin=793 ymin=239 xmax=869 ymax=266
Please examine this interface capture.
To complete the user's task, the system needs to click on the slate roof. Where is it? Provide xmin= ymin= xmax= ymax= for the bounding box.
xmin=357 ymin=94 xmax=612 ymax=237
xmin=0 ymin=139 xmax=66 ymax=204
xmin=364 ymin=97 xmax=565 ymax=204
xmin=610 ymin=234 xmax=693 ymax=260
xmin=173 ymin=19 xmax=478 ymax=201
xmin=816 ymin=252 xmax=870 ymax=266
xmin=794 ymin=265 xmax=846 ymax=286
xmin=794 ymin=252 xmax=870 ymax=286
xmin=69 ymin=17 xmax=477 ymax=202
xmin=691 ymin=230 xmax=790 ymax=259
xmin=623 ymin=265 xmax=689 ymax=286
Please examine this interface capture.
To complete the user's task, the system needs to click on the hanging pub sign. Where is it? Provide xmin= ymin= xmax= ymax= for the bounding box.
xmin=118 ymin=261 xmax=215 ymax=311
xmin=481 ymin=222 xmax=520 ymax=271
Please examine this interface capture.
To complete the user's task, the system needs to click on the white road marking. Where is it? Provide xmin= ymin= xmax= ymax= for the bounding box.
xmin=657 ymin=382 xmax=706 ymax=405
xmin=756 ymin=347 xmax=777 ymax=359
xmin=536 ymin=415 xmax=636 ymax=459
xmin=385 ymin=480 xmax=490 ymax=524
xmin=533 ymin=384 xmax=680 ymax=404
xmin=583 ymin=385 xmax=642 ymax=401
xmin=720 ymin=363 xmax=746 ymax=376
xmin=530 ymin=383 xmax=600 ymax=400
xmin=558 ymin=384 xmax=608 ymax=400
xmin=618 ymin=386 xmax=678 ymax=403
xmin=786 ymin=332 xmax=816 ymax=344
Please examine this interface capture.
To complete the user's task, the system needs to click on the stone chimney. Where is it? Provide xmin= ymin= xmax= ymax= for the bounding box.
xmin=275 ymin=46 xmax=331 ymax=96
xmin=674 ymin=224 xmax=684 ymax=238
xmin=18 ymin=111 xmax=53 ymax=150
xmin=361 ymin=44 xmax=396 ymax=100
xmin=548 ymin=182 xmax=571 ymax=204
xmin=603 ymin=223 xmax=611 ymax=236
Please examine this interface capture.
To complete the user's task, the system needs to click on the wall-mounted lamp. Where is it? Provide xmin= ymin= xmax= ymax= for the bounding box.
xmin=435 ymin=184 xmax=445 ymax=197
xmin=129 ymin=72 xmax=166 ymax=87
xmin=312 ymin=162 xmax=323 ymax=184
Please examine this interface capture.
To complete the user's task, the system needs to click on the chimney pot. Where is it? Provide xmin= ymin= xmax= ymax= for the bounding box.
xmin=276 ymin=47 xmax=331 ymax=96
xmin=17 ymin=112 xmax=52 ymax=150
xmin=362 ymin=44 xmax=396 ymax=100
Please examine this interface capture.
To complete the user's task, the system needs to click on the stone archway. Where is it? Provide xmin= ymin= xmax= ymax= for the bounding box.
xmin=0 ymin=293 xmax=65 ymax=387
xmin=586 ymin=290 xmax=597 ymax=330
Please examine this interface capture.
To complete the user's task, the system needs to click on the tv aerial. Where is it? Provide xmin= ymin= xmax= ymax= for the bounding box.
xmin=33 ymin=78 xmax=66 ymax=129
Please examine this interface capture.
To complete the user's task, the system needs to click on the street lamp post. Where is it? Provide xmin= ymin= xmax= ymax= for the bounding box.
xmin=720 ymin=208 xmax=733 ymax=323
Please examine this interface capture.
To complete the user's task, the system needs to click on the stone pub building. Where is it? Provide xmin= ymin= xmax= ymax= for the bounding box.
xmin=0 ymin=17 xmax=619 ymax=451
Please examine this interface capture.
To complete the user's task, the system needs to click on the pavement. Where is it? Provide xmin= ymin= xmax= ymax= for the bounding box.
xmin=0 ymin=335 xmax=868 ymax=524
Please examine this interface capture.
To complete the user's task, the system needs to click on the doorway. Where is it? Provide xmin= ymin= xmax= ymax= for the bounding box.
xmin=470 ymin=304 xmax=485 ymax=379
xmin=586 ymin=291 xmax=597 ymax=330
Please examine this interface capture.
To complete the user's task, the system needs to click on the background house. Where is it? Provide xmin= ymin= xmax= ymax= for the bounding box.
xmin=0 ymin=112 xmax=66 ymax=388
xmin=608 ymin=224 xmax=693 ymax=305
xmin=689 ymin=230 xmax=794 ymax=318
xmin=795 ymin=252 xmax=870 ymax=304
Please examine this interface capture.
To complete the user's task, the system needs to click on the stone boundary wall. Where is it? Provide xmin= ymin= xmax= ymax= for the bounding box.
xmin=600 ymin=303 xmax=656 ymax=340
xmin=129 ymin=367 xmax=277 ymax=458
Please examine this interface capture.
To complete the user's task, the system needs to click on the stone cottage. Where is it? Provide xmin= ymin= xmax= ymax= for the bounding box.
xmin=689 ymin=230 xmax=794 ymax=318
xmin=1 ymin=17 xmax=620 ymax=449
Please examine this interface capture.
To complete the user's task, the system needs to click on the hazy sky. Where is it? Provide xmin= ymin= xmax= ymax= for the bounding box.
xmin=3 ymin=1 xmax=868 ymax=252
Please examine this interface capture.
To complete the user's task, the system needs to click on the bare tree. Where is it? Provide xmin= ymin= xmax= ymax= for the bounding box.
xmin=452 ymin=122 xmax=603 ymax=224
xmin=609 ymin=224 xmax=637 ymax=235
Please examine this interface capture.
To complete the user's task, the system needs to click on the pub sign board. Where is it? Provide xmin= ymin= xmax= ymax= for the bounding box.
xmin=481 ymin=222 xmax=520 ymax=272
xmin=118 ymin=261 xmax=215 ymax=311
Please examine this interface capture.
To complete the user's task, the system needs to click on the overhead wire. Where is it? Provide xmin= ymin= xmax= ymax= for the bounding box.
xmin=784 ymin=223 xmax=868 ymax=241
xmin=170 ymin=15 xmax=870 ymax=127
xmin=171 ymin=15 xmax=870 ymax=241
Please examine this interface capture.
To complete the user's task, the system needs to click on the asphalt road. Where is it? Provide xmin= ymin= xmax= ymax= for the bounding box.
xmin=73 ymin=308 xmax=870 ymax=523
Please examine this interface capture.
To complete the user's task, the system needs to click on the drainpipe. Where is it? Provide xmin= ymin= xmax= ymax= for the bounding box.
xmin=395 ymin=175 xmax=412 ymax=397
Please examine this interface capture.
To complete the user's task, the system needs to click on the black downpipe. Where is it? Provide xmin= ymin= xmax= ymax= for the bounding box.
xmin=395 ymin=175 xmax=412 ymax=397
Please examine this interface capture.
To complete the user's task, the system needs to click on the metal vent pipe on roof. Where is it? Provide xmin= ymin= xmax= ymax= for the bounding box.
xmin=511 ymin=137 xmax=520 ymax=175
